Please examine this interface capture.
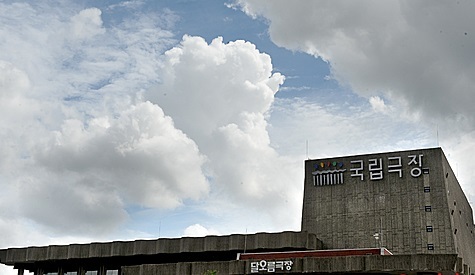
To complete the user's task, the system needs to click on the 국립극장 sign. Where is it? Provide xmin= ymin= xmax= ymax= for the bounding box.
xmin=312 ymin=154 xmax=429 ymax=186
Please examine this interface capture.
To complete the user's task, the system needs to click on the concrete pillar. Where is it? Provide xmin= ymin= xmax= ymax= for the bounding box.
xmin=17 ymin=268 xmax=24 ymax=275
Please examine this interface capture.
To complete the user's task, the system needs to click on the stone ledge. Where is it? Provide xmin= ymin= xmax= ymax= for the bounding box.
xmin=0 ymin=231 xmax=321 ymax=265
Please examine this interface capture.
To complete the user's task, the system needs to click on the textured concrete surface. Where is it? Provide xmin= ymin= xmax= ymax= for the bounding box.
xmin=0 ymin=231 xmax=321 ymax=269
xmin=121 ymin=254 xmax=458 ymax=274
xmin=301 ymin=147 xmax=475 ymax=274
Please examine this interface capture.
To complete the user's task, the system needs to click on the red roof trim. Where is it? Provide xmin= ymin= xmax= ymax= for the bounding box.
xmin=238 ymin=248 xmax=393 ymax=260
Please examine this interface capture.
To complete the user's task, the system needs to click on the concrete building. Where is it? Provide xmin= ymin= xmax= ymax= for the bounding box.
xmin=1 ymin=147 xmax=474 ymax=274
xmin=302 ymin=147 xmax=475 ymax=273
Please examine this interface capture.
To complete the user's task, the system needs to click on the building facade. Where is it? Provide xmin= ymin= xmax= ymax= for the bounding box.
xmin=302 ymin=147 xmax=475 ymax=273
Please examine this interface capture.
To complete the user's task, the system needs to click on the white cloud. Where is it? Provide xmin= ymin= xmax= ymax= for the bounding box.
xmin=0 ymin=1 xmax=308 ymax=240
xmin=0 ymin=60 xmax=30 ymax=95
xmin=234 ymin=0 xmax=475 ymax=126
xmin=369 ymin=96 xmax=388 ymax=113
xmin=149 ymin=35 xmax=283 ymax=139
xmin=0 ymin=61 xmax=37 ymax=171
xmin=33 ymin=102 xmax=208 ymax=210
xmin=184 ymin=224 xmax=219 ymax=237
xmin=147 ymin=35 xmax=302 ymax=231
xmin=69 ymin=8 xmax=105 ymax=40
xmin=0 ymin=1 xmax=181 ymax=241
xmin=108 ymin=0 xmax=145 ymax=10
xmin=269 ymin=97 xmax=434 ymax=159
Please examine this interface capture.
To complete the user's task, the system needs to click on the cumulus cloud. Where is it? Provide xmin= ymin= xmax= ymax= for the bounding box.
xmin=149 ymin=35 xmax=283 ymax=140
xmin=147 ymin=36 xmax=301 ymax=230
xmin=234 ymin=0 xmax=475 ymax=126
xmin=19 ymin=99 xmax=210 ymax=235
xmin=33 ymin=102 xmax=208 ymax=212
xmin=0 ymin=1 xmax=179 ymax=241
xmin=0 ymin=0 xmax=301 ymax=246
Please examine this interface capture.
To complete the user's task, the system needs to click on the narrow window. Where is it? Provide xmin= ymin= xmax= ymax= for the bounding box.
xmin=427 ymin=244 xmax=434 ymax=250
xmin=426 ymin=226 xmax=433 ymax=232
xmin=425 ymin=206 xmax=432 ymax=212
xmin=454 ymin=228 xmax=458 ymax=235
xmin=424 ymin=186 xmax=430 ymax=193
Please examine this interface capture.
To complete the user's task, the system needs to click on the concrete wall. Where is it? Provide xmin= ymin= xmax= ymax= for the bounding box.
xmin=442 ymin=151 xmax=475 ymax=275
xmin=121 ymin=254 xmax=458 ymax=274
xmin=0 ymin=231 xmax=321 ymax=266
xmin=301 ymin=148 xmax=456 ymax=255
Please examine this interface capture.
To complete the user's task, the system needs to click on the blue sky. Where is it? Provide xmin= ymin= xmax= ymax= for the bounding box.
xmin=1 ymin=1 xmax=475 ymax=273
